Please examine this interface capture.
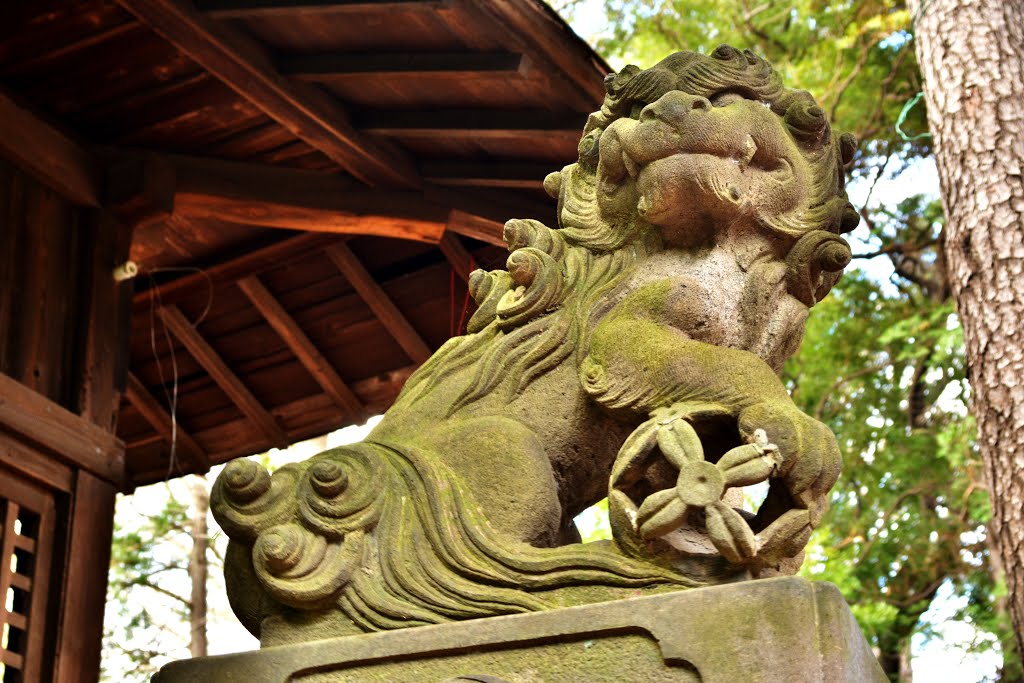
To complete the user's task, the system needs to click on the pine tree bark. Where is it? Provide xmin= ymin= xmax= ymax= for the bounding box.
xmin=907 ymin=0 xmax=1024 ymax=662
xmin=189 ymin=475 xmax=209 ymax=658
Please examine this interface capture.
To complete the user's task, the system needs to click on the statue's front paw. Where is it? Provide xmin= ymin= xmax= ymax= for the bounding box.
xmin=608 ymin=401 xmax=818 ymax=576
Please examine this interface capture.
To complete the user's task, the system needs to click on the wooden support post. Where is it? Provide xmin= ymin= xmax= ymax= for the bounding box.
xmin=125 ymin=372 xmax=211 ymax=472
xmin=52 ymin=472 xmax=117 ymax=683
xmin=157 ymin=305 xmax=289 ymax=448
xmin=237 ymin=275 xmax=366 ymax=420
xmin=325 ymin=244 xmax=432 ymax=363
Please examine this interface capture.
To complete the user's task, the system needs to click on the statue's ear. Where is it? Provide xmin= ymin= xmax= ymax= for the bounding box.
xmin=543 ymin=170 xmax=562 ymax=199
xmin=839 ymin=133 xmax=858 ymax=168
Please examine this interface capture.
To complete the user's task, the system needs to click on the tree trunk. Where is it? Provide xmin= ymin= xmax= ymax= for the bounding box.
xmin=189 ymin=475 xmax=209 ymax=658
xmin=907 ymin=0 xmax=1024 ymax=663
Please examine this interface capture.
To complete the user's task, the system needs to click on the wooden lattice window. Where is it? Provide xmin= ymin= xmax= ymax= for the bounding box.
xmin=0 ymin=471 xmax=56 ymax=682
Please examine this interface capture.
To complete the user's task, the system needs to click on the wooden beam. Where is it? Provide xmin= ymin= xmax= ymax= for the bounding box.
xmin=237 ymin=275 xmax=366 ymax=419
xmin=455 ymin=0 xmax=609 ymax=106
xmin=0 ymin=373 xmax=125 ymax=486
xmin=169 ymin=155 xmax=447 ymax=242
xmin=53 ymin=472 xmax=116 ymax=683
xmin=0 ymin=90 xmax=101 ymax=207
xmin=133 ymin=231 xmax=340 ymax=306
xmin=157 ymin=305 xmax=289 ymax=448
xmin=125 ymin=372 xmax=211 ymax=472
xmin=175 ymin=191 xmax=447 ymax=242
xmin=438 ymin=231 xmax=475 ymax=283
xmin=325 ymin=244 xmax=432 ymax=363
xmin=116 ymin=0 xmax=418 ymax=187
xmin=279 ymin=51 xmax=528 ymax=81
xmin=421 ymin=161 xmax=552 ymax=189
xmin=356 ymin=108 xmax=584 ymax=140
xmin=127 ymin=364 xmax=416 ymax=486
xmin=445 ymin=209 xmax=506 ymax=247
xmin=197 ymin=0 xmax=447 ymax=18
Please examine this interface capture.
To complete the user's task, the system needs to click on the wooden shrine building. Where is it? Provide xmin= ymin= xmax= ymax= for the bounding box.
xmin=0 ymin=2 xmax=609 ymax=680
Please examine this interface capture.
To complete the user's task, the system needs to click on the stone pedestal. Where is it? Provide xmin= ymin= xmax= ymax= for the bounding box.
xmin=154 ymin=577 xmax=885 ymax=682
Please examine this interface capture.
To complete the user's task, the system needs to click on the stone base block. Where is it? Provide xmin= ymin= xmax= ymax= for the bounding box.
xmin=154 ymin=577 xmax=885 ymax=682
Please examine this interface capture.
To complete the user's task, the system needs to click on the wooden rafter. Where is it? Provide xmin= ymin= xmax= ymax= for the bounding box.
xmin=132 ymin=231 xmax=339 ymax=306
xmin=157 ymin=305 xmax=289 ymax=448
xmin=356 ymin=108 xmax=584 ymax=140
xmin=116 ymin=0 xmax=419 ymax=187
xmin=125 ymin=372 xmax=211 ymax=472
xmin=456 ymin=0 xmax=608 ymax=106
xmin=279 ymin=51 xmax=528 ymax=81
xmin=197 ymin=0 xmax=447 ymax=18
xmin=0 ymin=90 xmax=100 ymax=207
xmin=438 ymin=231 xmax=475 ymax=283
xmin=237 ymin=275 xmax=366 ymax=419
xmin=325 ymin=244 xmax=432 ymax=364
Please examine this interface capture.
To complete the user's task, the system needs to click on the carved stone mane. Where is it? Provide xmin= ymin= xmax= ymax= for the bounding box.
xmin=213 ymin=45 xmax=859 ymax=644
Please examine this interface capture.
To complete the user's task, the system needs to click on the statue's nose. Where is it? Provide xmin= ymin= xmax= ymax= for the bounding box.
xmin=639 ymin=91 xmax=712 ymax=122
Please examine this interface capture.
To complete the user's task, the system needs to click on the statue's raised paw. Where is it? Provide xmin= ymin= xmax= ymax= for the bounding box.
xmin=608 ymin=400 xmax=834 ymax=579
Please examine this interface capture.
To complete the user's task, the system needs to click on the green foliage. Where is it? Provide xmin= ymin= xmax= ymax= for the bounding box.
xmin=594 ymin=0 xmax=930 ymax=172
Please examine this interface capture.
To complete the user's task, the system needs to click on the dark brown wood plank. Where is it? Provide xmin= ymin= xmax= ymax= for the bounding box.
xmin=52 ymin=472 xmax=116 ymax=683
xmin=0 ymin=373 xmax=125 ymax=486
xmin=356 ymin=108 xmax=584 ymax=139
xmin=279 ymin=51 xmax=527 ymax=81
xmin=116 ymin=0 xmax=418 ymax=187
xmin=157 ymin=305 xmax=289 ymax=447
xmin=237 ymin=275 xmax=365 ymax=419
xmin=438 ymin=231 xmax=475 ymax=282
xmin=422 ymin=161 xmax=551 ymax=189
xmin=325 ymin=244 xmax=432 ymax=363
xmin=0 ymin=90 xmax=100 ymax=207
xmin=197 ymin=0 xmax=447 ymax=17
xmin=125 ymin=372 xmax=211 ymax=472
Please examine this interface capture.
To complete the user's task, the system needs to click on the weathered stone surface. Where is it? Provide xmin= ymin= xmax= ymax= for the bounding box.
xmin=154 ymin=577 xmax=885 ymax=682
xmin=208 ymin=45 xmax=862 ymax=640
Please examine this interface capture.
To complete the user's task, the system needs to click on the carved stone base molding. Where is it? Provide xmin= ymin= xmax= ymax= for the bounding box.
xmin=154 ymin=577 xmax=885 ymax=683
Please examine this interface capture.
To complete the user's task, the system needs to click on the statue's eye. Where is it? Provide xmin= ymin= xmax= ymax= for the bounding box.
xmin=710 ymin=91 xmax=745 ymax=107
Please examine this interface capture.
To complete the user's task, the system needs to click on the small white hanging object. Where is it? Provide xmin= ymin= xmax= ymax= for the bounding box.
xmin=113 ymin=260 xmax=139 ymax=282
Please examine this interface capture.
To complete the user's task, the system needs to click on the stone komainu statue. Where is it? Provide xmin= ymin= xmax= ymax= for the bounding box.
xmin=213 ymin=45 xmax=860 ymax=643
